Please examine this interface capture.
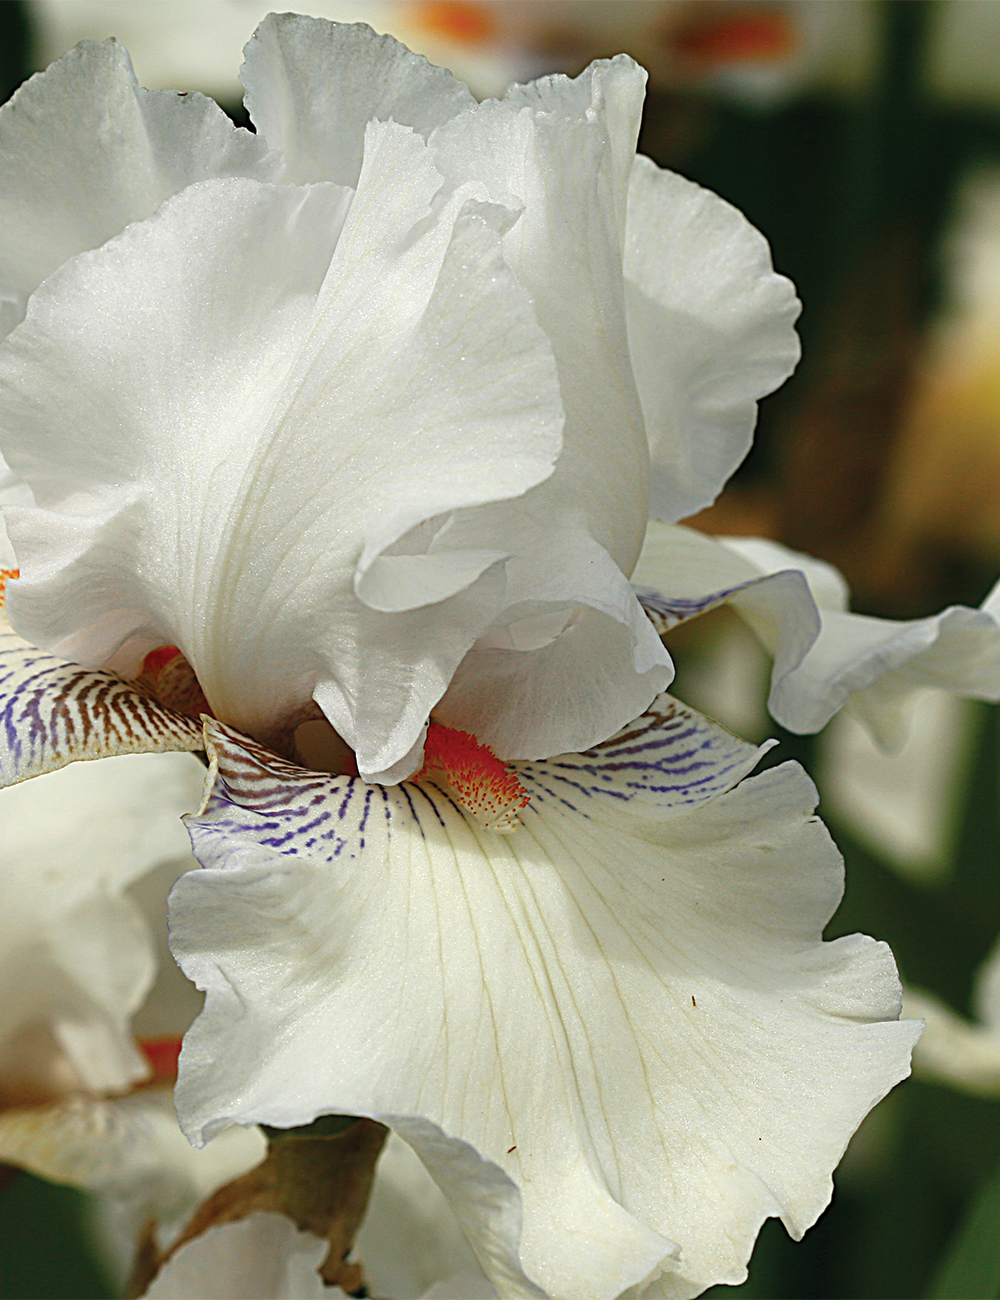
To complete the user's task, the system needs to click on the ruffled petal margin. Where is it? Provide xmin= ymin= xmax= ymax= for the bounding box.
xmin=633 ymin=522 xmax=1000 ymax=747
xmin=171 ymin=697 xmax=917 ymax=1300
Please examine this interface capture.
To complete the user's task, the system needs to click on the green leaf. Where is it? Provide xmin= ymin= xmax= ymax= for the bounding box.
xmin=927 ymin=1156 xmax=1000 ymax=1298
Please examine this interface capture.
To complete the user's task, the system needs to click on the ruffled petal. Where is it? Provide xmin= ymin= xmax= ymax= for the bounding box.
xmin=0 ymin=37 xmax=275 ymax=335
xmin=0 ymin=751 xmax=203 ymax=1097
xmin=635 ymin=523 xmax=1000 ymax=747
xmin=430 ymin=57 xmax=651 ymax=576
xmin=717 ymin=536 xmax=1000 ymax=746
xmin=0 ymin=1087 xmax=265 ymax=1235
xmin=631 ymin=521 xmax=820 ymax=714
xmin=241 ymin=14 xmax=475 ymax=188
xmin=624 ymin=159 xmax=801 ymax=524
xmin=0 ymin=125 xmax=563 ymax=780
xmin=171 ymin=701 xmax=915 ymax=1300
xmin=402 ymin=58 xmax=679 ymax=758
xmin=436 ymin=525 xmax=672 ymax=759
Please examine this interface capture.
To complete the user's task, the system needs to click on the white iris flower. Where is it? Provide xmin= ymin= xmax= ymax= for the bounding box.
xmin=2 ymin=13 xmax=995 ymax=1299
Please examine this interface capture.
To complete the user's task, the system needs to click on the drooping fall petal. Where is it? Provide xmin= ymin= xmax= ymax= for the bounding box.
xmin=0 ymin=616 xmax=203 ymax=786
xmin=634 ymin=521 xmax=1000 ymax=747
xmin=171 ymin=698 xmax=916 ymax=1300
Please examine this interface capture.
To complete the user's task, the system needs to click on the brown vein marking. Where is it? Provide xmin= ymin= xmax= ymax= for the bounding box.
xmin=0 ymin=629 xmax=204 ymax=787
xmin=587 ymin=697 xmax=680 ymax=752
xmin=134 ymin=646 xmax=213 ymax=721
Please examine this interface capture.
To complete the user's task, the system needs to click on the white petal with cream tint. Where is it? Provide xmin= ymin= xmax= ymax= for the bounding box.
xmin=723 ymin=536 xmax=1000 ymax=745
xmin=0 ymin=1088 xmax=265 ymax=1240
xmin=903 ymin=933 xmax=1000 ymax=1099
xmin=631 ymin=520 xmax=820 ymax=713
xmin=0 ymin=124 xmax=563 ymax=780
xmin=0 ymin=750 xmax=204 ymax=1099
xmin=171 ymin=698 xmax=917 ymax=1300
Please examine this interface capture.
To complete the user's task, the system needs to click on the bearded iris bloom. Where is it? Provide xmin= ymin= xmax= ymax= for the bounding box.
xmin=1 ymin=13 xmax=999 ymax=1300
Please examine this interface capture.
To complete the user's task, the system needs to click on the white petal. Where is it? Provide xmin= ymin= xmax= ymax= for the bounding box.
xmin=817 ymin=691 xmax=975 ymax=880
xmin=430 ymin=57 xmax=651 ymax=577
xmin=717 ymin=535 xmax=1000 ymax=743
xmin=0 ymin=454 xmax=27 ymax=566
xmin=436 ymin=526 xmax=673 ymax=760
xmin=241 ymin=14 xmax=475 ymax=187
xmin=143 ymin=1213 xmax=332 ymax=1300
xmin=631 ymin=521 xmax=820 ymax=711
xmin=773 ymin=603 xmax=1000 ymax=745
xmin=409 ymin=58 xmax=679 ymax=759
xmin=0 ymin=1087 xmax=265 ymax=1235
xmin=0 ymin=37 xmax=275 ymax=335
xmin=171 ymin=702 xmax=915 ymax=1300
xmin=903 ymin=989 xmax=1000 ymax=1099
xmin=0 ymin=127 xmax=562 ymax=781
xmin=0 ymin=751 xmax=203 ymax=1096
xmin=717 ymin=536 xmax=850 ymax=612
xmin=635 ymin=523 xmax=1000 ymax=745
xmin=355 ymin=1133 xmax=495 ymax=1299
xmin=623 ymin=158 xmax=801 ymax=523
xmin=903 ymin=935 xmax=1000 ymax=1099
xmin=143 ymin=1139 xmax=496 ymax=1299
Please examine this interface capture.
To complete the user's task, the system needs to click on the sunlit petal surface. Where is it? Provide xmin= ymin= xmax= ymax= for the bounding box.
xmin=0 ymin=37 xmax=275 ymax=336
xmin=171 ymin=697 xmax=916 ymax=1300
xmin=0 ymin=149 xmax=562 ymax=778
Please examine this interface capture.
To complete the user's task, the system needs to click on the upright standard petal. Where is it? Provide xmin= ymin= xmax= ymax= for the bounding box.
xmin=419 ymin=58 xmax=675 ymax=758
xmin=241 ymin=14 xmax=475 ymax=188
xmin=0 ymin=750 xmax=203 ymax=1097
xmin=0 ymin=125 xmax=563 ymax=780
xmin=431 ymin=56 xmax=650 ymax=576
xmin=624 ymin=159 xmax=801 ymax=524
xmin=171 ymin=699 xmax=916 ymax=1300
xmin=0 ymin=37 xmax=276 ymax=335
